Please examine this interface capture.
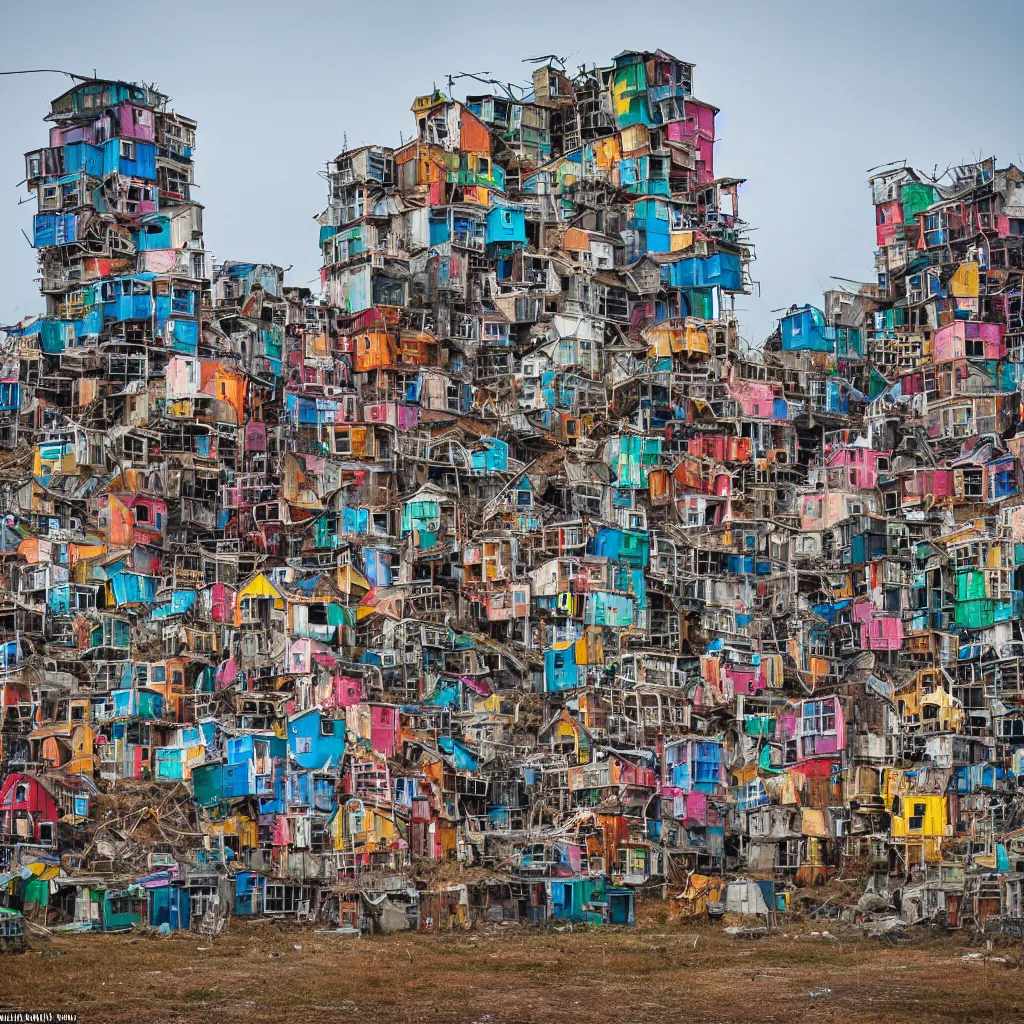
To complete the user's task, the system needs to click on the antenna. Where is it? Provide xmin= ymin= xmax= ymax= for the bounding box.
xmin=0 ymin=68 xmax=93 ymax=81
xmin=446 ymin=71 xmax=493 ymax=97
xmin=865 ymin=159 xmax=907 ymax=174
xmin=523 ymin=54 xmax=568 ymax=73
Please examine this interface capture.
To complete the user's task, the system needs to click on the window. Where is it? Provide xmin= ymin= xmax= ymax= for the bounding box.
xmin=803 ymin=699 xmax=836 ymax=735
xmin=189 ymin=886 xmax=218 ymax=919
xmin=343 ymin=187 xmax=365 ymax=224
xmin=908 ymin=803 xmax=926 ymax=831
xmin=123 ymin=435 xmax=146 ymax=465
xmin=108 ymin=895 xmax=139 ymax=917
xmin=161 ymin=166 xmax=190 ymax=198
xmin=952 ymin=543 xmax=980 ymax=569
xmin=776 ymin=840 xmax=800 ymax=869
xmin=809 ymin=632 xmax=829 ymax=657
xmin=171 ymin=287 xmax=194 ymax=314
xmin=120 ymin=140 xmax=135 ymax=160
xmin=1001 ymin=717 xmax=1024 ymax=738
xmin=264 ymin=884 xmax=287 ymax=913
xmin=743 ymin=778 xmax=765 ymax=808
xmin=950 ymin=407 xmax=971 ymax=436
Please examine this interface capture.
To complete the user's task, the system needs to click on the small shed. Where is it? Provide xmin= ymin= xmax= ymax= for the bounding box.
xmin=0 ymin=907 xmax=25 ymax=952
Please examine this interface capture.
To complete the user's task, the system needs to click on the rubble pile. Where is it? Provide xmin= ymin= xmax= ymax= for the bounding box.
xmin=1 ymin=53 xmax=1024 ymax=935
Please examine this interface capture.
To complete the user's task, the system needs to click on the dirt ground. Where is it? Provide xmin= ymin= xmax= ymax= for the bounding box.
xmin=1 ymin=920 xmax=1023 ymax=1024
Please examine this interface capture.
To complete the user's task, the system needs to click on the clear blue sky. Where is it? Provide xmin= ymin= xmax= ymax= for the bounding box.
xmin=1 ymin=0 xmax=1021 ymax=344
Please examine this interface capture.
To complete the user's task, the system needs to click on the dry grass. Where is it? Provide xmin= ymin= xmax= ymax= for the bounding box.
xmin=1 ymin=920 xmax=1022 ymax=1023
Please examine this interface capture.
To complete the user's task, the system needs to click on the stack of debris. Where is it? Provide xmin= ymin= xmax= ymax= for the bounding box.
xmin=1 ymin=53 xmax=1024 ymax=937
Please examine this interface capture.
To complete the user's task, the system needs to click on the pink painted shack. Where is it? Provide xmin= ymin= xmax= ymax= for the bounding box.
xmin=665 ymin=99 xmax=717 ymax=184
xmin=825 ymin=445 xmax=892 ymax=489
xmin=933 ymin=321 xmax=1004 ymax=362
xmin=853 ymin=600 xmax=904 ymax=650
